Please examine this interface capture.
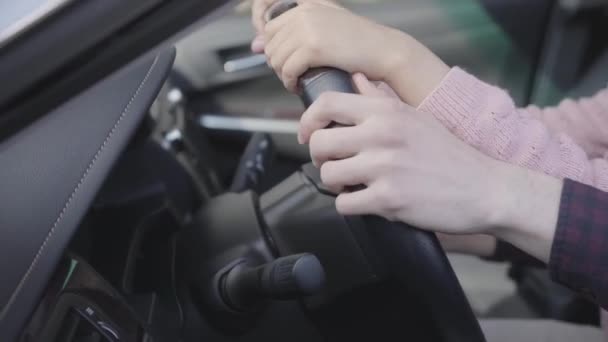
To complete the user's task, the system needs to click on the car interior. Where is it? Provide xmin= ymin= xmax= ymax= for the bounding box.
xmin=1 ymin=0 xmax=608 ymax=341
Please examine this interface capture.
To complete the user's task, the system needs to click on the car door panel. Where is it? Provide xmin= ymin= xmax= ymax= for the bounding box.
xmin=0 ymin=48 xmax=174 ymax=342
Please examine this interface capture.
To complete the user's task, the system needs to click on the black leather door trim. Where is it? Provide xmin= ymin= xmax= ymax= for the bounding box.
xmin=0 ymin=48 xmax=175 ymax=341
xmin=1 ymin=56 xmax=159 ymax=320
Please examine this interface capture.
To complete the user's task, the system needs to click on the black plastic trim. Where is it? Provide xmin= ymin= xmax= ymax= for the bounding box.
xmin=0 ymin=48 xmax=175 ymax=342
xmin=0 ymin=0 xmax=229 ymax=142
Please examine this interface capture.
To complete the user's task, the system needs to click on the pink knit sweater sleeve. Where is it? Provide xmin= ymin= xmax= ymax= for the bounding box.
xmin=524 ymin=89 xmax=608 ymax=159
xmin=418 ymin=67 xmax=608 ymax=192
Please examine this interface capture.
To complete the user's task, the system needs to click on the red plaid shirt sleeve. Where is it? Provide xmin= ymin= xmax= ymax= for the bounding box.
xmin=549 ymin=179 xmax=608 ymax=309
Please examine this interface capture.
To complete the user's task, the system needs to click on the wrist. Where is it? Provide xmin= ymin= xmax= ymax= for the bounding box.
xmin=485 ymin=161 xmax=563 ymax=262
xmin=383 ymin=30 xmax=449 ymax=107
xmin=483 ymin=161 xmax=518 ymax=233
xmin=379 ymin=28 xmax=413 ymax=81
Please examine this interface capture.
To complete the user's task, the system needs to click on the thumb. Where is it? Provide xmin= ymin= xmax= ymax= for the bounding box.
xmin=352 ymin=73 xmax=387 ymax=97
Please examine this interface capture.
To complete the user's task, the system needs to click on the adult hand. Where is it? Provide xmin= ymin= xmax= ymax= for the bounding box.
xmin=262 ymin=1 xmax=449 ymax=105
xmin=299 ymin=73 xmax=502 ymax=234
xmin=299 ymin=73 xmax=563 ymax=262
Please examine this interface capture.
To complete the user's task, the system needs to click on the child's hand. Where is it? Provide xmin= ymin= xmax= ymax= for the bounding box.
xmin=263 ymin=1 xmax=405 ymax=92
xmin=250 ymin=0 xmax=337 ymax=52
xmin=251 ymin=0 xmax=277 ymax=35
xmin=263 ymin=1 xmax=449 ymax=106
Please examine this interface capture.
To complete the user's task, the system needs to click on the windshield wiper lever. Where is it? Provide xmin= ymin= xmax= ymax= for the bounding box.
xmin=218 ymin=253 xmax=326 ymax=313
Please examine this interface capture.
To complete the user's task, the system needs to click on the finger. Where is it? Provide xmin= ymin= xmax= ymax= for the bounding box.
xmin=280 ymin=48 xmax=314 ymax=93
xmin=309 ymin=126 xmax=364 ymax=166
xmin=320 ymin=155 xmax=372 ymax=192
xmin=264 ymin=21 xmax=293 ymax=57
xmin=264 ymin=5 xmax=299 ymax=38
xmin=299 ymin=93 xmax=391 ymax=143
xmin=352 ymin=73 xmax=388 ymax=98
xmin=335 ymin=188 xmax=381 ymax=216
xmin=264 ymin=26 xmax=297 ymax=76
xmin=252 ymin=0 xmax=276 ymax=33
xmin=264 ymin=0 xmax=341 ymax=36
xmin=251 ymin=35 xmax=266 ymax=53
xmin=375 ymin=81 xmax=402 ymax=100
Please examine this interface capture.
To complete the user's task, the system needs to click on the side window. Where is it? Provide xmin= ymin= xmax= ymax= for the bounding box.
xmin=177 ymin=0 xmax=551 ymax=115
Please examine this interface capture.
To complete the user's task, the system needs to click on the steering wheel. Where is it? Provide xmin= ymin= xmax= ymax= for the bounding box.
xmin=257 ymin=1 xmax=487 ymax=341
xmin=257 ymin=162 xmax=486 ymax=341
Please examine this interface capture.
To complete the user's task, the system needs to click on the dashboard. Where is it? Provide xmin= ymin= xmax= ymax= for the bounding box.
xmin=0 ymin=0 xmax=234 ymax=339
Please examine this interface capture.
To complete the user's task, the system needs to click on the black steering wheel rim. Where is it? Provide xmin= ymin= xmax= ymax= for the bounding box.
xmin=258 ymin=163 xmax=486 ymax=342
xmin=364 ymin=216 xmax=486 ymax=342
xmin=263 ymin=3 xmax=484 ymax=339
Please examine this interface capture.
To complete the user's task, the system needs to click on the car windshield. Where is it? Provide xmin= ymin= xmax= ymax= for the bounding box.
xmin=0 ymin=0 xmax=72 ymax=48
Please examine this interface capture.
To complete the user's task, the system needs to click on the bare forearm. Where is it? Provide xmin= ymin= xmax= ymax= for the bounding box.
xmin=440 ymin=167 xmax=560 ymax=263
xmin=525 ymin=90 xmax=608 ymax=158
xmin=383 ymin=30 xmax=450 ymax=107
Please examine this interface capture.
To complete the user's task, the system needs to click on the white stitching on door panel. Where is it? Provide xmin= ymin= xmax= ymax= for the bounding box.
xmin=0 ymin=55 xmax=160 ymax=320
